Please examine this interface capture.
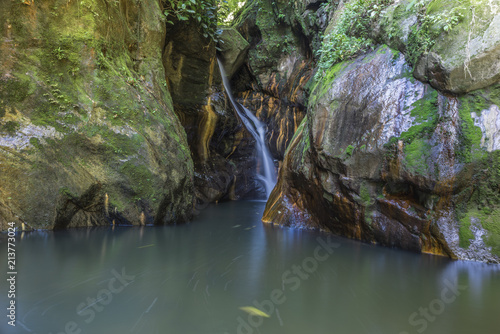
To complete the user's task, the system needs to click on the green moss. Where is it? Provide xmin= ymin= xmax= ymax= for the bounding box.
xmin=359 ymin=181 xmax=375 ymax=224
xmin=457 ymin=95 xmax=488 ymax=163
xmin=302 ymin=131 xmax=311 ymax=161
xmin=310 ymin=61 xmax=351 ymax=106
xmin=83 ymin=125 xmax=143 ymax=158
xmin=323 ymin=62 xmax=349 ymax=87
xmin=231 ymin=0 xmax=258 ymax=28
xmin=404 ymin=138 xmax=431 ymax=175
xmin=386 ymin=87 xmax=438 ymax=151
xmin=316 ymin=0 xmax=393 ymax=73
xmin=286 ymin=116 xmax=307 ymax=156
xmin=383 ymin=87 xmax=438 ymax=169
xmin=400 ymin=88 xmax=438 ymax=142
xmin=29 ymin=137 xmax=44 ymax=150
xmin=119 ymin=160 xmax=156 ymax=201
xmin=458 ymin=150 xmax=500 ymax=255
xmin=469 ymin=152 xmax=500 ymax=210
xmin=459 ymin=208 xmax=500 ymax=256
xmin=0 ymin=78 xmax=32 ymax=104
xmin=458 ymin=211 xmax=474 ymax=248
xmin=404 ymin=0 xmax=469 ymax=66
xmin=345 ymin=145 xmax=355 ymax=157
xmin=360 ymin=182 xmax=372 ymax=206
xmin=482 ymin=209 xmax=500 ymax=256
xmin=30 ymin=99 xmax=67 ymax=132
xmin=59 ymin=186 xmax=77 ymax=199
xmin=1 ymin=121 xmax=20 ymax=135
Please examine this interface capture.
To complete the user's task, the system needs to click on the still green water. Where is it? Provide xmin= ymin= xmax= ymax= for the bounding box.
xmin=1 ymin=201 xmax=499 ymax=334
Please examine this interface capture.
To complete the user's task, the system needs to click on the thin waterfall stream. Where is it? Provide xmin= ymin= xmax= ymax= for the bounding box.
xmin=217 ymin=58 xmax=277 ymax=198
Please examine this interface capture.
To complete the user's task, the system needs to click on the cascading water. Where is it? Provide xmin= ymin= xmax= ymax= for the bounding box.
xmin=217 ymin=58 xmax=277 ymax=198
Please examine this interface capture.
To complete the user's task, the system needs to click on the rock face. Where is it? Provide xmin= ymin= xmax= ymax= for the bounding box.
xmin=163 ymin=18 xmax=216 ymax=108
xmin=413 ymin=0 xmax=500 ymax=94
xmin=0 ymin=0 xmax=194 ymax=230
xmin=230 ymin=0 xmax=324 ymax=159
xmin=163 ymin=21 xmax=261 ymax=204
xmin=258 ymin=0 xmax=500 ymax=263
xmin=376 ymin=0 xmax=500 ymax=94
xmin=263 ymin=45 xmax=500 ymax=263
xmin=217 ymin=27 xmax=250 ymax=79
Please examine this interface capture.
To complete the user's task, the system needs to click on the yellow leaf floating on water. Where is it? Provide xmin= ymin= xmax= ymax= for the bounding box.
xmin=239 ymin=306 xmax=270 ymax=318
xmin=138 ymin=244 xmax=155 ymax=249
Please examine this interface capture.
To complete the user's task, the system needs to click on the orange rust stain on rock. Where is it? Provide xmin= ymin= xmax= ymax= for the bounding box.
xmin=226 ymin=128 xmax=244 ymax=159
xmin=263 ymin=124 xmax=306 ymax=224
xmin=197 ymin=58 xmax=218 ymax=162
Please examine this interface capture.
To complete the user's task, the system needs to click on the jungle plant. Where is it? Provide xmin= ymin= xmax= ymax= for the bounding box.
xmin=315 ymin=0 xmax=393 ymax=77
xmin=162 ymin=0 xmax=219 ymax=40
xmin=406 ymin=2 xmax=465 ymax=66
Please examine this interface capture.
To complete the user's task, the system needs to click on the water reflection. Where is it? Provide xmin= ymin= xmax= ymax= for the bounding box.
xmin=0 ymin=201 xmax=499 ymax=334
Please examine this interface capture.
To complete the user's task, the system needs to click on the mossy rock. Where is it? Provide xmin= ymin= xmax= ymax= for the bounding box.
xmin=0 ymin=0 xmax=194 ymax=230
xmin=217 ymin=27 xmax=250 ymax=79
xmin=414 ymin=0 xmax=500 ymax=93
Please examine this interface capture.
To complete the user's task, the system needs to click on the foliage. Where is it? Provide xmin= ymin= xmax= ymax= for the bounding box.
xmin=345 ymin=144 xmax=355 ymax=157
xmin=162 ymin=0 xmax=244 ymax=40
xmin=406 ymin=1 xmax=465 ymax=66
xmin=315 ymin=0 xmax=393 ymax=77
xmin=218 ymin=0 xmax=245 ymax=24
xmin=163 ymin=0 xmax=219 ymax=40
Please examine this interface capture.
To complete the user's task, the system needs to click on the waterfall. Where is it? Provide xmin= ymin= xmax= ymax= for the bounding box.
xmin=216 ymin=58 xmax=277 ymax=198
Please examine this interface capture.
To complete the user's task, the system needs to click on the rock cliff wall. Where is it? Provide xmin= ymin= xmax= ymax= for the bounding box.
xmin=262 ymin=0 xmax=500 ymax=263
xmin=0 ymin=0 xmax=194 ymax=230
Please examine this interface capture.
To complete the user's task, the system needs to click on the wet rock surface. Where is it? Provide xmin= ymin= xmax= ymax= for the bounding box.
xmin=0 ymin=0 xmax=195 ymax=230
xmin=263 ymin=46 xmax=500 ymax=263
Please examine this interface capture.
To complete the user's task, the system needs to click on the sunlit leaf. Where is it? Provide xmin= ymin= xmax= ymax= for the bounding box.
xmin=239 ymin=306 xmax=270 ymax=318
xmin=138 ymin=244 xmax=155 ymax=249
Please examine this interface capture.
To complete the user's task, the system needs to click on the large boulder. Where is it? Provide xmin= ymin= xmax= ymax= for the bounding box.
xmin=217 ymin=27 xmax=249 ymax=79
xmin=264 ymin=46 xmax=500 ymax=263
xmin=0 ymin=0 xmax=194 ymax=230
xmin=163 ymin=18 xmax=216 ymax=108
xmin=414 ymin=0 xmax=500 ymax=94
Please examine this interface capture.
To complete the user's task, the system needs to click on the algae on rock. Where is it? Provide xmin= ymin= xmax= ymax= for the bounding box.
xmin=0 ymin=0 xmax=194 ymax=230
